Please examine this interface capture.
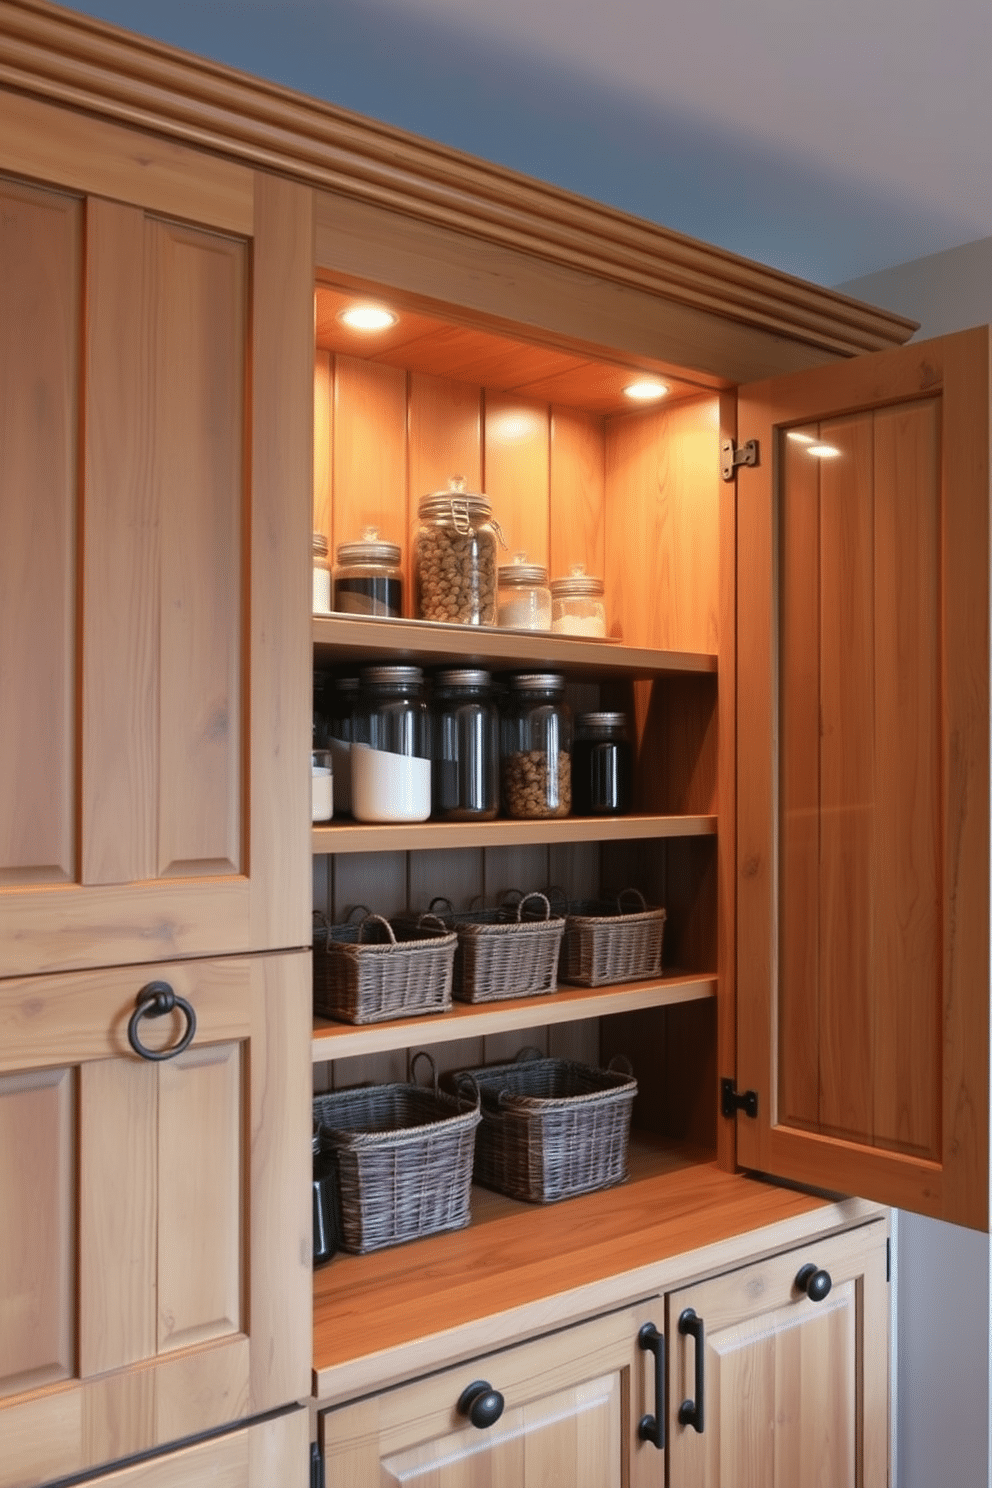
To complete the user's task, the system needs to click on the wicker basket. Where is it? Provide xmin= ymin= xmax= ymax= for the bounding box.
xmin=313 ymin=1052 xmax=481 ymax=1254
xmin=312 ymin=909 xmax=456 ymax=1024
xmin=558 ymin=889 xmax=666 ymax=987
xmin=446 ymin=1050 xmax=637 ymax=1203
xmin=402 ymin=893 xmax=565 ymax=1004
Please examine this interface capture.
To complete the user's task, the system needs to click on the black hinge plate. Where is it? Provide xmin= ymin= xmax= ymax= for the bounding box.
xmin=720 ymin=437 xmax=760 ymax=481
xmin=721 ymin=1078 xmax=759 ymax=1119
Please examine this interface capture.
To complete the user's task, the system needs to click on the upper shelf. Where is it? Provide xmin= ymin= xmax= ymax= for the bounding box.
xmin=312 ymin=614 xmax=717 ymax=680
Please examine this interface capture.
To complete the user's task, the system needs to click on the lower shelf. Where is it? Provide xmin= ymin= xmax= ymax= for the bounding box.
xmin=311 ymin=1132 xmax=839 ymax=1402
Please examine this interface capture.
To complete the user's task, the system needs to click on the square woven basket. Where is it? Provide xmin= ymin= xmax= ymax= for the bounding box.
xmin=445 ymin=1051 xmax=637 ymax=1204
xmin=558 ymin=888 xmax=666 ymax=987
xmin=403 ymin=892 xmax=564 ymax=1003
xmin=312 ymin=910 xmax=456 ymax=1024
xmin=312 ymin=1053 xmax=481 ymax=1253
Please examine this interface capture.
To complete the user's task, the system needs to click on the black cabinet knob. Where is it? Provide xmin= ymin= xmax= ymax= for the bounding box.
xmin=795 ymin=1263 xmax=833 ymax=1302
xmin=457 ymin=1379 xmax=505 ymax=1429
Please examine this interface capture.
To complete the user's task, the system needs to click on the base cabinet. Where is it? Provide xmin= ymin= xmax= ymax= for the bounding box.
xmin=317 ymin=1302 xmax=662 ymax=1488
xmin=666 ymin=1219 xmax=889 ymax=1487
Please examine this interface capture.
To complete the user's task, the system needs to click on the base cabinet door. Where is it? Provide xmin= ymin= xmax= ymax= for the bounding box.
xmin=666 ymin=1220 xmax=889 ymax=1488
xmin=318 ymin=1302 xmax=663 ymax=1488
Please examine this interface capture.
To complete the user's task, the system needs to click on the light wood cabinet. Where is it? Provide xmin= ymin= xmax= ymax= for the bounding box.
xmin=666 ymin=1219 xmax=889 ymax=1487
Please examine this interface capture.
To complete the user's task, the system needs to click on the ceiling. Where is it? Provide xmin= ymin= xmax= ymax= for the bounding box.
xmin=67 ymin=0 xmax=992 ymax=287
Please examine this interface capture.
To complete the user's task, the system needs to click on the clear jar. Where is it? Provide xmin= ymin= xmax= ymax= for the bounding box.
xmin=333 ymin=526 xmax=403 ymax=618
xmin=352 ymin=665 xmax=431 ymax=822
xmin=328 ymin=676 xmax=359 ymax=815
xmin=415 ymin=476 xmax=500 ymax=626
xmin=497 ymin=553 xmax=551 ymax=631
xmin=572 ymin=711 xmax=632 ymax=815
xmin=312 ymin=532 xmax=332 ymax=615
xmin=432 ymin=669 xmax=499 ymax=821
xmin=550 ymin=564 xmax=607 ymax=638
xmin=311 ymin=749 xmax=334 ymax=822
xmin=501 ymin=673 xmax=572 ymax=819
xmin=312 ymin=1125 xmax=337 ymax=1268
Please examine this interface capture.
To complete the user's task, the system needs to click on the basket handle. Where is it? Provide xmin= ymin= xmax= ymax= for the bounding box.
xmin=452 ymin=1071 xmax=482 ymax=1113
xmin=344 ymin=903 xmax=371 ymax=924
xmin=514 ymin=1046 xmax=544 ymax=1064
xmin=416 ymin=912 xmax=450 ymax=934
xmin=427 ymin=896 xmax=456 ymax=921
xmin=616 ymin=888 xmax=648 ymax=915
xmin=515 ymin=892 xmax=551 ymax=923
xmin=543 ymin=884 xmax=570 ymax=916
xmin=607 ymin=1054 xmax=635 ymax=1077
xmin=357 ymin=913 xmax=397 ymax=944
xmin=410 ymin=1049 xmax=439 ymax=1093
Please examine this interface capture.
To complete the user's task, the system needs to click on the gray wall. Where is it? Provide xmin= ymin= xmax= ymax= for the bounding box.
xmin=841 ymin=241 xmax=992 ymax=1488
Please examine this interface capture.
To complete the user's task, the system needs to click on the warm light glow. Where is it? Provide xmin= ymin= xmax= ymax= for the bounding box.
xmin=338 ymin=304 xmax=398 ymax=332
xmin=807 ymin=443 xmax=841 ymax=458
xmin=623 ymin=379 xmax=669 ymax=402
xmin=786 ymin=431 xmax=816 ymax=444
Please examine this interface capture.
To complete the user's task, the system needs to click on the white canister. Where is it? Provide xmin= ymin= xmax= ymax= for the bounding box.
xmin=311 ymin=751 xmax=334 ymax=822
xmin=351 ymin=742 xmax=431 ymax=822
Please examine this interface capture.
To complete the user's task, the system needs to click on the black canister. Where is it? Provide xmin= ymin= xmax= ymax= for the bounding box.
xmin=572 ymin=711 xmax=632 ymax=815
xmin=431 ymin=668 xmax=499 ymax=820
xmin=312 ymin=1125 xmax=338 ymax=1267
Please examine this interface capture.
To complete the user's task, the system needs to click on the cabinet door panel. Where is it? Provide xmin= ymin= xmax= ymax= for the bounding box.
xmin=736 ymin=328 xmax=990 ymax=1229
xmin=0 ymin=952 xmax=310 ymax=1487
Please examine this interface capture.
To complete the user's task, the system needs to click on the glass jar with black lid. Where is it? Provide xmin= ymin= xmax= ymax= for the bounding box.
xmin=572 ymin=711 xmax=632 ymax=815
xmin=432 ymin=668 xmax=499 ymax=821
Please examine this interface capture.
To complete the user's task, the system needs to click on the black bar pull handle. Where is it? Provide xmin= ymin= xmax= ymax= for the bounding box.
xmin=678 ymin=1307 xmax=705 ymax=1434
xmin=637 ymin=1321 xmax=665 ymax=1450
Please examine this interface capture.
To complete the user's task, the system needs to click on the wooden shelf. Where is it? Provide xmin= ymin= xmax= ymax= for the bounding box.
xmin=313 ymin=811 xmax=716 ymax=855
xmin=311 ymin=1135 xmax=844 ymax=1402
xmin=313 ymin=613 xmax=717 ymax=680
xmin=312 ymin=970 xmax=716 ymax=1062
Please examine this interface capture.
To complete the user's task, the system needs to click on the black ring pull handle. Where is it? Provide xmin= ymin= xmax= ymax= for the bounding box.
xmin=457 ymin=1380 xmax=505 ymax=1430
xmin=795 ymin=1263 xmax=833 ymax=1303
xmin=678 ymin=1307 xmax=705 ymax=1434
xmin=637 ymin=1321 xmax=665 ymax=1450
xmin=127 ymin=981 xmax=197 ymax=1062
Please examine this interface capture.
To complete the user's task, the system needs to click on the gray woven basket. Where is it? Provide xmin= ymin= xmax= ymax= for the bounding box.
xmin=558 ymin=889 xmax=666 ymax=987
xmin=446 ymin=1050 xmax=637 ymax=1204
xmin=313 ymin=909 xmax=456 ymax=1024
xmin=410 ymin=892 xmax=564 ymax=1003
xmin=313 ymin=1053 xmax=481 ymax=1254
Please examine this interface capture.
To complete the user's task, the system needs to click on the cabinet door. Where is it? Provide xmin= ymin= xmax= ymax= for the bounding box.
xmin=318 ymin=1302 xmax=662 ymax=1487
xmin=735 ymin=328 xmax=990 ymax=1230
xmin=0 ymin=952 xmax=311 ymax=1488
xmin=666 ymin=1220 xmax=889 ymax=1488
xmin=0 ymin=93 xmax=312 ymax=977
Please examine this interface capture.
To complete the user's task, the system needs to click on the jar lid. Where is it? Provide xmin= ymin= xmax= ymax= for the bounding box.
xmin=434 ymin=668 xmax=493 ymax=689
xmin=360 ymin=664 xmax=424 ymax=687
xmin=335 ymin=675 xmax=360 ymax=695
xmin=419 ymin=474 xmax=492 ymax=524
xmin=577 ymin=711 xmax=628 ymax=734
xmin=550 ymin=562 xmax=604 ymax=598
xmin=335 ymin=525 xmax=401 ymax=567
xmin=312 ymin=532 xmax=329 ymax=557
xmin=498 ymin=551 xmax=548 ymax=587
xmin=509 ymin=672 xmax=565 ymax=692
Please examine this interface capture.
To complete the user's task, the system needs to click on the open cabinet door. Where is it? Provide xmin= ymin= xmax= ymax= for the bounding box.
xmin=735 ymin=326 xmax=990 ymax=1230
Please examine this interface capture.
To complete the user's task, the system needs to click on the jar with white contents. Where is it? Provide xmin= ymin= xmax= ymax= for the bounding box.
xmin=497 ymin=553 xmax=551 ymax=631
xmin=550 ymin=564 xmax=607 ymax=638
xmin=351 ymin=665 xmax=431 ymax=823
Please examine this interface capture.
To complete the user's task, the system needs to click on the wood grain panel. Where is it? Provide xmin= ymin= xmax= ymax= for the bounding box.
xmin=549 ymin=407 xmax=605 ymax=596
xmin=0 ymin=1068 xmax=75 ymax=1395
xmin=333 ymin=355 xmax=408 ymax=566
xmin=79 ymin=1055 xmax=157 ymax=1376
xmin=157 ymin=221 xmax=246 ymax=879
xmin=313 ymin=350 xmax=334 ymax=562
xmin=154 ymin=1335 xmax=250 ymax=1443
xmin=82 ymin=1367 xmax=155 ymax=1468
xmin=408 ymin=371 xmax=483 ymax=617
xmin=158 ymin=1043 xmax=243 ymax=1352
xmin=0 ymin=177 xmax=80 ymax=888
xmin=817 ymin=415 xmax=875 ymax=1142
xmin=484 ymin=392 xmax=550 ymax=568
xmin=1 ymin=1389 xmax=82 ymax=1488
xmin=605 ymin=395 xmax=721 ymax=652
xmin=778 ymin=426 xmax=822 ymax=1129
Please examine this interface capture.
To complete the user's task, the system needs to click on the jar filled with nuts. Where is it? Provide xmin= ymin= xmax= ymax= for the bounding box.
xmin=415 ymin=476 xmax=502 ymax=626
xmin=501 ymin=673 xmax=572 ymax=819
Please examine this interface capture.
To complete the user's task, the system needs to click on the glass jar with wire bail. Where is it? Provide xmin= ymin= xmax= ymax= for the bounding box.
xmin=332 ymin=526 xmax=403 ymax=618
xmin=351 ymin=665 xmax=431 ymax=822
xmin=432 ymin=668 xmax=500 ymax=821
xmin=501 ymin=673 xmax=572 ymax=819
xmin=415 ymin=476 xmax=503 ymax=626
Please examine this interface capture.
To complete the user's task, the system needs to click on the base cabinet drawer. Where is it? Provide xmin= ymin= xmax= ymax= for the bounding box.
xmin=317 ymin=1302 xmax=663 ymax=1488
xmin=665 ymin=1219 xmax=889 ymax=1488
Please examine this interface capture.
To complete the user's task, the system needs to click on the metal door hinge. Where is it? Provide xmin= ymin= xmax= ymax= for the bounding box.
xmin=721 ymin=1078 xmax=759 ymax=1119
xmin=720 ymin=438 xmax=760 ymax=481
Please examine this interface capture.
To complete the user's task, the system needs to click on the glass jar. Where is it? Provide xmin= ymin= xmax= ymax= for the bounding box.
xmin=497 ymin=552 xmax=551 ymax=631
xmin=501 ymin=673 xmax=572 ymax=819
xmin=312 ymin=1125 xmax=337 ymax=1268
xmin=550 ymin=564 xmax=607 ymax=638
xmin=572 ymin=711 xmax=632 ymax=815
xmin=432 ymin=669 xmax=499 ymax=821
xmin=415 ymin=476 xmax=500 ymax=626
xmin=352 ymin=665 xmax=431 ymax=822
xmin=332 ymin=526 xmax=403 ymax=618
xmin=312 ymin=532 xmax=332 ymax=615
xmin=328 ymin=676 xmax=359 ymax=815
xmin=311 ymin=749 xmax=334 ymax=822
